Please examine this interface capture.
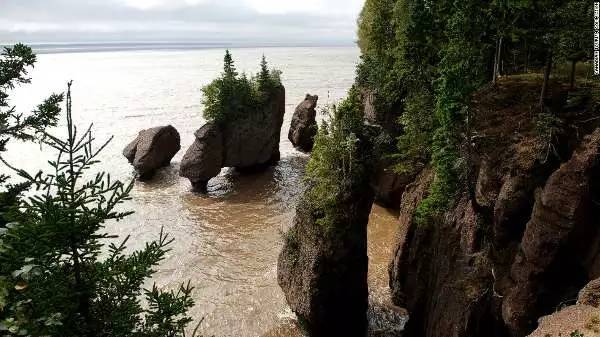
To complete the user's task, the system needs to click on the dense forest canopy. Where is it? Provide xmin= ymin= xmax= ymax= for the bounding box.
xmin=356 ymin=0 xmax=594 ymax=222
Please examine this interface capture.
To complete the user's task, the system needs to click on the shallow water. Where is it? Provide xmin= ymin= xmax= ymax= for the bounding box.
xmin=6 ymin=46 xmax=400 ymax=337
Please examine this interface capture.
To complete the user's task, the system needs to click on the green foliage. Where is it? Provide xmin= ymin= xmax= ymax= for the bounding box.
xmin=355 ymin=0 xmax=596 ymax=225
xmin=0 ymin=82 xmax=198 ymax=336
xmin=202 ymin=50 xmax=282 ymax=124
xmin=357 ymin=0 xmax=396 ymax=55
xmin=413 ymin=0 xmax=492 ymax=224
xmin=394 ymin=91 xmax=435 ymax=175
xmin=554 ymin=0 xmax=593 ymax=62
xmin=0 ymin=44 xmax=63 ymax=153
xmin=304 ymin=87 xmax=372 ymax=230
xmin=571 ymin=330 xmax=584 ymax=337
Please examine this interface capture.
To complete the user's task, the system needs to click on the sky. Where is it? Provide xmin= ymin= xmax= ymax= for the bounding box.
xmin=0 ymin=0 xmax=365 ymax=46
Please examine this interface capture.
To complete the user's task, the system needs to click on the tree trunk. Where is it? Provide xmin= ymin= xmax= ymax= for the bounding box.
xmin=540 ymin=50 xmax=553 ymax=111
xmin=525 ymin=41 xmax=530 ymax=73
xmin=493 ymin=36 xmax=504 ymax=84
xmin=570 ymin=60 xmax=577 ymax=90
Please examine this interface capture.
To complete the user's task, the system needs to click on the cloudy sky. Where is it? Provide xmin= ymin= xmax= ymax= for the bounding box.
xmin=0 ymin=0 xmax=365 ymax=45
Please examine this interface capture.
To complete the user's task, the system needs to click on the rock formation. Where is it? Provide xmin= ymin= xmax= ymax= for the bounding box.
xmin=527 ymin=277 xmax=600 ymax=337
xmin=361 ymin=89 xmax=407 ymax=208
xmin=278 ymin=117 xmax=375 ymax=337
xmin=180 ymin=85 xmax=285 ymax=191
xmin=277 ymin=189 xmax=373 ymax=337
xmin=502 ymin=129 xmax=600 ymax=335
xmin=387 ymin=82 xmax=600 ymax=337
xmin=288 ymin=94 xmax=318 ymax=152
xmin=123 ymin=125 xmax=181 ymax=180
xmin=527 ymin=305 xmax=600 ymax=337
xmin=578 ymin=278 xmax=600 ymax=307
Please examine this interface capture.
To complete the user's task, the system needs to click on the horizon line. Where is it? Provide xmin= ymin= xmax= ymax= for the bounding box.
xmin=0 ymin=40 xmax=359 ymax=54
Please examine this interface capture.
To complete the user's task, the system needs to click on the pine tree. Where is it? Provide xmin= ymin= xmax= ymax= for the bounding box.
xmin=202 ymin=51 xmax=281 ymax=123
xmin=0 ymin=44 xmax=63 ymax=228
xmin=257 ymin=55 xmax=270 ymax=92
xmin=223 ymin=50 xmax=237 ymax=79
xmin=0 ymin=82 xmax=198 ymax=336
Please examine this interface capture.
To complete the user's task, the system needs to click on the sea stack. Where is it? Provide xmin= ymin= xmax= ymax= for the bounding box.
xmin=278 ymin=93 xmax=375 ymax=337
xmin=123 ymin=125 xmax=181 ymax=180
xmin=180 ymin=85 xmax=285 ymax=191
xmin=288 ymin=94 xmax=318 ymax=152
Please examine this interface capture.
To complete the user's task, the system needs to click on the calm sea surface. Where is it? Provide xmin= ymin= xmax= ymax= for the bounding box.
xmin=5 ymin=46 xmax=399 ymax=337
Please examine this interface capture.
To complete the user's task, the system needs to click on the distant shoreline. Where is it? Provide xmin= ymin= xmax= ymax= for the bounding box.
xmin=0 ymin=41 xmax=357 ymax=54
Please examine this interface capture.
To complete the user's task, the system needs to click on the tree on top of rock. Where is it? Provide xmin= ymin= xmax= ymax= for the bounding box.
xmin=223 ymin=49 xmax=237 ymax=79
xmin=202 ymin=51 xmax=282 ymax=124
xmin=258 ymin=55 xmax=270 ymax=92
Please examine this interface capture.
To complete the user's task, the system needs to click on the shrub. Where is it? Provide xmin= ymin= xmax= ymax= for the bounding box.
xmin=202 ymin=51 xmax=282 ymax=124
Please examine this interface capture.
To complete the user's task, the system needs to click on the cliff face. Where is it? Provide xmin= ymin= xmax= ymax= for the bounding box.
xmin=388 ymin=79 xmax=600 ymax=337
xmin=277 ymin=187 xmax=374 ymax=337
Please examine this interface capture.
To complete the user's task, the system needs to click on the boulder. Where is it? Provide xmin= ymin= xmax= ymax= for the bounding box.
xmin=367 ymin=300 xmax=407 ymax=337
xmin=288 ymin=94 xmax=318 ymax=152
xmin=123 ymin=125 xmax=181 ymax=180
xmin=180 ymin=85 xmax=285 ymax=191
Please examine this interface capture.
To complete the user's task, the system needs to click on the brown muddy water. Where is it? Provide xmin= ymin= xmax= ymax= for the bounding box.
xmin=5 ymin=46 xmax=401 ymax=337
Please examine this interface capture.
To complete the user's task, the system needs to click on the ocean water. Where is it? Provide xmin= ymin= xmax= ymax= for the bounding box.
xmin=5 ymin=46 xmax=399 ymax=337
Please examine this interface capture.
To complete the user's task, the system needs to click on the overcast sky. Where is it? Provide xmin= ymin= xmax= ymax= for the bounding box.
xmin=0 ymin=0 xmax=365 ymax=45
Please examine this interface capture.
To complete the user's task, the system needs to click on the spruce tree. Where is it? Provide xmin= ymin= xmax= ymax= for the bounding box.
xmin=257 ymin=55 xmax=270 ymax=92
xmin=0 ymin=44 xmax=63 ymax=227
xmin=222 ymin=50 xmax=237 ymax=79
xmin=0 ymin=81 xmax=197 ymax=336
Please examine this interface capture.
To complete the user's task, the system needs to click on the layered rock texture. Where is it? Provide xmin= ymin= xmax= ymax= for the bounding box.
xmin=288 ymin=94 xmax=318 ymax=152
xmin=180 ymin=86 xmax=285 ymax=190
xmin=387 ymin=80 xmax=600 ymax=337
xmin=123 ymin=125 xmax=181 ymax=180
xmin=277 ymin=189 xmax=374 ymax=337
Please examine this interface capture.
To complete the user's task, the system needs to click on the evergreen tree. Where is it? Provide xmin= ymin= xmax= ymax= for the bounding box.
xmin=257 ymin=55 xmax=270 ymax=92
xmin=202 ymin=51 xmax=281 ymax=123
xmin=223 ymin=50 xmax=237 ymax=79
xmin=0 ymin=44 xmax=63 ymax=227
xmin=0 ymin=81 xmax=197 ymax=336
